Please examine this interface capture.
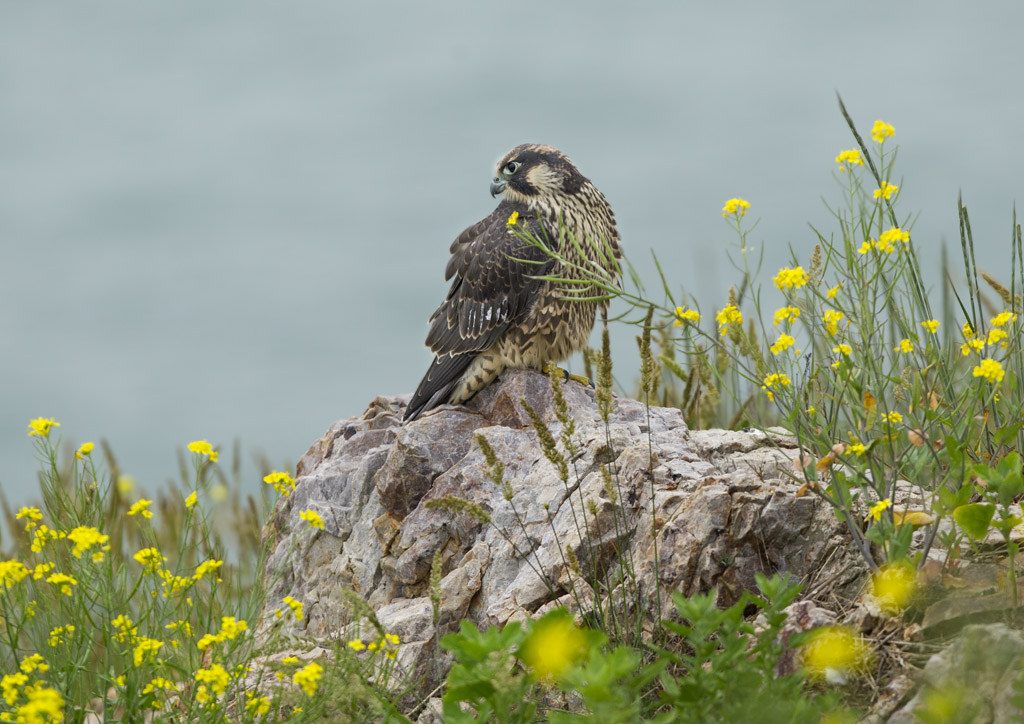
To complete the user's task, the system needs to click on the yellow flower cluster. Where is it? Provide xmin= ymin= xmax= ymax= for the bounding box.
xmin=187 ymin=440 xmax=219 ymax=462
xmin=47 ymin=625 xmax=73 ymax=647
xmin=75 ymin=442 xmax=94 ymax=460
xmin=673 ymin=306 xmax=700 ymax=326
xmin=506 ymin=211 xmax=519 ymax=226
xmin=127 ymin=499 xmax=153 ymax=519
xmin=802 ymin=625 xmax=869 ymax=680
xmin=826 ymin=284 xmax=841 ymax=299
xmin=760 ymin=373 xmax=792 ymax=402
xmin=883 ymin=411 xmax=903 ymax=425
xmin=300 ymin=509 xmax=324 ymax=529
xmin=519 ymin=617 xmax=585 ymax=680
xmin=772 ymin=266 xmax=807 ymax=290
xmin=196 ymin=617 xmax=248 ymax=651
xmin=264 ymin=471 xmax=296 ymax=497
xmin=895 ymin=339 xmax=913 ymax=354
xmin=769 ymin=334 xmax=796 ymax=356
xmin=873 ymin=182 xmax=899 ymax=200
xmin=133 ymin=637 xmax=164 ymax=667
xmin=921 ymin=319 xmax=939 ymax=333
xmin=835 ymin=149 xmax=864 ymax=171
xmin=133 ymin=548 xmax=167 ymax=574
xmin=45 ymin=573 xmax=76 ymax=597
xmin=193 ymin=559 xmax=223 ymax=583
xmin=15 ymin=508 xmax=42 ymax=530
xmin=871 ymin=120 xmax=895 ymax=143
xmin=66 ymin=526 xmax=109 ymax=561
xmin=973 ymin=358 xmax=1004 ymax=384
xmin=715 ymin=304 xmax=743 ymax=337
xmin=721 ymin=198 xmax=750 ymax=217
xmin=0 ymin=668 xmax=64 ymax=724
xmin=195 ymin=664 xmax=230 ymax=706
xmin=823 ymin=309 xmax=845 ymax=336
xmin=275 ymin=596 xmax=304 ymax=621
xmin=293 ymin=661 xmax=324 ymax=697
xmin=773 ymin=306 xmax=800 ymax=326
xmin=868 ymin=498 xmax=892 ymax=521
xmin=27 ymin=418 xmax=60 ymax=438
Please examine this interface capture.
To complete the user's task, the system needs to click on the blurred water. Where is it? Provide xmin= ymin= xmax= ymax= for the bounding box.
xmin=2 ymin=1 xmax=1022 ymax=503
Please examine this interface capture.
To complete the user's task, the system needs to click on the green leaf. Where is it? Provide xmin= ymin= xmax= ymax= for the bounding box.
xmin=953 ymin=503 xmax=996 ymax=540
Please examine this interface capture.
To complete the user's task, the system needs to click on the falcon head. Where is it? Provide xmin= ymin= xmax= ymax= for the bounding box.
xmin=489 ymin=144 xmax=586 ymax=203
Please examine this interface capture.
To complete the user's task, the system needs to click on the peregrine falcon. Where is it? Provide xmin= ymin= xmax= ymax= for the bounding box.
xmin=404 ymin=144 xmax=621 ymax=422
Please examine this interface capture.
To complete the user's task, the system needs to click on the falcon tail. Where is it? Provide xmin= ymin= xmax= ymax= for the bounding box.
xmin=404 ymin=352 xmax=476 ymax=422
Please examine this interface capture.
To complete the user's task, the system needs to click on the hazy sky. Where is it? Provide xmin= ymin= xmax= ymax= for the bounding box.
xmin=2 ymin=1 xmax=1021 ymax=501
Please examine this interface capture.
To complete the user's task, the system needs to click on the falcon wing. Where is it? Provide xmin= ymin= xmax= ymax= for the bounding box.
xmin=424 ymin=202 xmax=553 ymax=355
xmin=405 ymin=203 xmax=553 ymax=421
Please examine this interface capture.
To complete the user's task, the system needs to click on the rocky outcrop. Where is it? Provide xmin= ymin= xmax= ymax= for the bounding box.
xmin=258 ymin=369 xmax=867 ymax=687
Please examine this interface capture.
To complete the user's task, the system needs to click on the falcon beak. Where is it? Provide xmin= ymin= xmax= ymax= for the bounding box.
xmin=489 ymin=177 xmax=507 ymax=198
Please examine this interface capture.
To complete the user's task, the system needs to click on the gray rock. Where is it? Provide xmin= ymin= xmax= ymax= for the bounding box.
xmin=258 ymin=369 xmax=867 ymax=689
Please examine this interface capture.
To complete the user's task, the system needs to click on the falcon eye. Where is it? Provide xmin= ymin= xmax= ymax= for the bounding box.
xmin=502 ymin=161 xmax=521 ymax=175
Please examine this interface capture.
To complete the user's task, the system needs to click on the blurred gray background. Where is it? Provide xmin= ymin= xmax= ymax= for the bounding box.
xmin=3 ymin=1 xmax=1022 ymax=500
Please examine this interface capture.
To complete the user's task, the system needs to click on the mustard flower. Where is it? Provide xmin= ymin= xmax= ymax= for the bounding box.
xmin=165 ymin=620 xmax=193 ymax=638
xmin=385 ymin=633 xmax=400 ymax=645
xmin=506 ymin=211 xmax=519 ymax=226
xmin=75 ymin=442 xmax=94 ymax=460
xmin=2 ymin=673 xmax=27 ymax=706
xmin=133 ymin=637 xmax=163 ymax=667
xmin=760 ymin=373 xmax=792 ymax=402
xmin=871 ymin=120 xmax=895 ymax=143
xmin=264 ymin=471 xmax=296 ymax=497
xmin=19 ymin=654 xmax=49 ymax=675
xmin=973 ymin=358 xmax=1005 ymax=383
xmin=770 ymin=334 xmax=796 ymax=355
xmin=195 ymin=664 xmax=230 ymax=705
xmin=67 ymin=526 xmax=109 ymax=559
xmin=134 ymin=547 xmax=167 ymax=573
xmin=128 ymin=499 xmax=153 ymax=519
xmin=868 ymin=498 xmax=892 ymax=521
xmin=715 ymin=304 xmax=743 ymax=336
xmin=872 ymin=561 xmax=917 ymax=614
xmin=960 ymin=339 xmax=984 ymax=356
xmin=246 ymin=695 xmax=271 ymax=716
xmin=32 ymin=562 xmax=54 ymax=580
xmin=46 ymin=572 xmax=77 ymax=596
xmin=0 ymin=560 xmax=29 ymax=588
xmin=185 ymin=491 xmax=198 ymax=509
xmin=883 ymin=411 xmax=903 ymax=425
xmin=857 ymin=240 xmax=874 ymax=255
xmin=187 ymin=440 xmax=219 ymax=463
xmin=823 ymin=309 xmax=845 ymax=336
xmin=15 ymin=507 xmax=42 ymax=530
xmin=30 ymin=525 xmax=61 ymax=553
xmin=300 ymin=509 xmax=324 ymax=529
xmin=773 ymin=266 xmax=807 ymax=290
xmin=832 ymin=344 xmax=852 ymax=356
xmin=921 ymin=319 xmax=939 ymax=333
xmin=293 ymin=662 xmax=324 ymax=697
xmin=193 ymin=558 xmax=223 ymax=582
xmin=826 ymin=283 xmax=841 ymax=299
xmin=12 ymin=685 xmax=64 ymax=723
xmin=962 ymin=321 xmax=975 ymax=338
xmin=48 ymin=625 xmax=74 ymax=647
xmin=721 ymin=198 xmax=750 ymax=217
xmin=27 ymin=418 xmax=60 ymax=438
xmin=987 ymin=328 xmax=1008 ymax=346
xmin=991 ymin=311 xmax=1018 ymax=327
xmin=673 ymin=306 xmax=700 ymax=326
xmin=348 ymin=639 xmax=366 ymax=651
xmin=879 ymin=227 xmax=910 ymax=249
xmin=275 ymin=596 xmax=304 ymax=621
xmin=802 ymin=625 xmax=869 ymax=681
xmin=895 ymin=339 xmax=913 ymax=354
xmin=773 ymin=306 xmax=800 ymax=326
xmin=848 ymin=443 xmax=867 ymax=456
xmin=112 ymin=615 xmax=138 ymax=644
xmin=142 ymin=677 xmax=177 ymax=695
xmin=117 ymin=475 xmax=136 ymax=495
xmin=835 ymin=149 xmax=864 ymax=171
xmin=873 ymin=182 xmax=899 ymax=200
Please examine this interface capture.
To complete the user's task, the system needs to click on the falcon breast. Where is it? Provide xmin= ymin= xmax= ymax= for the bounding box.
xmin=404 ymin=144 xmax=621 ymax=422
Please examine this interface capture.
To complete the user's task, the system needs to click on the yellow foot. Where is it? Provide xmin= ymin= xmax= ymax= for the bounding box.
xmin=559 ymin=368 xmax=595 ymax=389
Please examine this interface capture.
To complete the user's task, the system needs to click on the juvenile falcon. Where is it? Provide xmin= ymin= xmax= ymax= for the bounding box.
xmin=404 ymin=144 xmax=621 ymax=421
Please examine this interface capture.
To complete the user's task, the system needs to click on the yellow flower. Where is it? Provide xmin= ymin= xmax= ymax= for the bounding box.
xmin=185 ymin=491 xmax=198 ymax=509
xmin=960 ymin=338 xmax=985 ymax=356
xmin=722 ymin=198 xmax=750 ymax=217
xmin=193 ymin=559 xmax=224 ymax=582
xmin=293 ymin=662 xmax=324 ymax=697
xmin=802 ymin=625 xmax=869 ymax=680
xmin=0 ymin=561 xmax=29 ymax=589
xmin=857 ymin=240 xmax=874 ymax=255
xmin=19 ymin=654 xmax=48 ymax=675
xmin=868 ymin=498 xmax=892 ymax=521
xmin=47 ymin=625 xmax=74 ymax=647
xmin=112 ymin=615 xmax=138 ymax=644
xmin=870 ymin=120 xmax=895 ymax=143
xmin=117 ymin=475 xmax=136 ymax=495
xmin=114 ymin=675 xmax=126 ymax=687
xmin=133 ymin=637 xmax=163 ymax=667
xmin=715 ymin=304 xmax=743 ymax=337
xmin=2 ymin=673 xmax=28 ymax=706
xmin=263 ymin=471 xmax=296 ymax=497
xmin=519 ymin=614 xmax=587 ymax=680
xmin=142 ymin=677 xmax=176 ymax=695
xmin=835 ymin=149 xmax=864 ymax=171
xmin=773 ymin=266 xmax=807 ymax=290
xmin=300 ymin=509 xmax=324 ymax=529
xmin=348 ymin=639 xmax=366 ymax=651
xmin=848 ymin=443 xmax=866 ymax=456
xmin=75 ymin=442 xmax=94 ymax=460
xmin=30 ymin=525 xmax=61 ymax=553
xmin=826 ymin=283 xmax=841 ymax=299
xmin=986 ymin=328 xmax=1008 ymax=346
xmin=673 ymin=306 xmax=700 ymax=326
xmin=773 ymin=306 xmax=800 ymax=326
xmin=873 ymin=182 xmax=899 ymax=200
xmin=45 ymin=572 xmax=77 ymax=596
xmin=279 ymin=596 xmax=304 ymax=621
xmin=128 ymin=499 xmax=154 ymax=519
xmin=921 ymin=319 xmax=939 ymax=333
xmin=165 ymin=620 xmax=193 ymax=638
xmin=195 ymin=664 xmax=230 ymax=705
xmin=878 ymin=227 xmax=910 ymax=251
xmin=506 ymin=211 xmax=519 ymax=226
xmin=883 ymin=411 xmax=903 ymax=425
xmin=246 ymin=695 xmax=271 ymax=716
xmin=973 ymin=358 xmax=1005 ymax=384
xmin=823 ymin=309 xmax=845 ymax=336
xmin=991 ymin=311 xmax=1018 ymax=327
xmin=32 ymin=563 xmax=54 ymax=580
xmin=67 ymin=526 xmax=109 ymax=559
xmin=760 ymin=373 xmax=792 ymax=402
xmin=133 ymin=547 xmax=167 ymax=573
xmin=895 ymin=339 xmax=913 ymax=354
xmin=872 ymin=561 xmax=917 ymax=614
xmin=806 ymin=405 xmax=816 ymax=415
xmin=12 ymin=684 xmax=64 ymax=722
xmin=15 ymin=507 xmax=42 ymax=530
xmin=187 ymin=440 xmax=219 ymax=463
xmin=27 ymin=418 xmax=60 ymax=438
xmin=385 ymin=633 xmax=400 ymax=645
xmin=770 ymin=334 xmax=796 ymax=355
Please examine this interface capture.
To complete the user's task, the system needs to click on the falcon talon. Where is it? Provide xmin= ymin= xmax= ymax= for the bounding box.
xmin=404 ymin=144 xmax=621 ymax=422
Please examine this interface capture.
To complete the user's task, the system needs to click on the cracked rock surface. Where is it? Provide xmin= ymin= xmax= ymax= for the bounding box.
xmin=258 ymin=369 xmax=867 ymax=688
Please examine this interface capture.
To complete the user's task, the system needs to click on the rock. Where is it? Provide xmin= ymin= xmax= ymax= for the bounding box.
xmin=886 ymin=624 xmax=1024 ymax=723
xmin=258 ymin=369 xmax=868 ymax=691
